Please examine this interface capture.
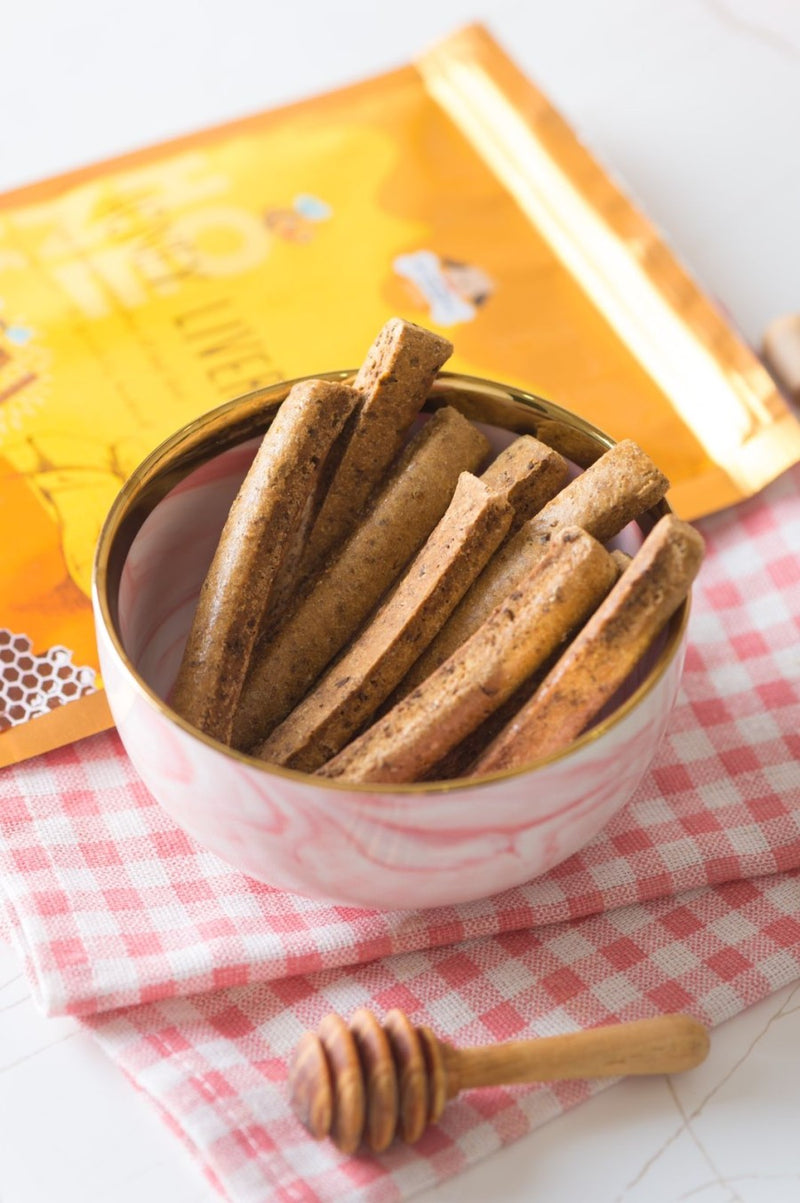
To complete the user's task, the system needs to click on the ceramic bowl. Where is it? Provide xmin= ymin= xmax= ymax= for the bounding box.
xmin=92 ymin=372 xmax=688 ymax=909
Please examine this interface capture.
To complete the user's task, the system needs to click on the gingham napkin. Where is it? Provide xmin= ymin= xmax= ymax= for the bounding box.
xmin=1 ymin=466 xmax=799 ymax=1020
xmin=86 ymin=870 xmax=800 ymax=1203
xmin=0 ymin=462 xmax=799 ymax=1201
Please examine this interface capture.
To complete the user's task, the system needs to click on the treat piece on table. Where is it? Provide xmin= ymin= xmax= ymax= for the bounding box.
xmin=289 ymin=1008 xmax=710 ymax=1154
xmin=762 ymin=312 xmax=800 ymax=405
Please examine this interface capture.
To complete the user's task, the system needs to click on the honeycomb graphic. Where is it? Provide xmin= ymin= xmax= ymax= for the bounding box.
xmin=0 ymin=628 xmax=96 ymax=732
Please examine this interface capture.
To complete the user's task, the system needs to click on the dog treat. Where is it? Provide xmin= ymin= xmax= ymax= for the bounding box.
xmin=480 ymin=435 xmax=568 ymax=533
xmin=242 ymin=433 xmax=554 ymax=755
xmin=394 ymin=439 xmax=668 ymax=699
xmin=763 ymin=313 xmax=800 ymax=405
xmin=427 ymin=542 xmax=634 ymax=780
xmin=256 ymin=473 xmax=514 ymax=772
xmin=423 ymin=658 xmax=551 ymax=783
xmin=300 ymin=318 xmax=453 ymax=575
xmin=260 ymin=485 xmax=326 ymax=643
xmin=474 ymin=515 xmax=704 ymax=774
xmin=230 ymin=407 xmax=489 ymax=750
xmin=320 ymin=527 xmax=617 ymax=785
xmin=257 ymin=471 xmax=330 ymax=646
xmin=170 ymin=378 xmax=359 ymax=743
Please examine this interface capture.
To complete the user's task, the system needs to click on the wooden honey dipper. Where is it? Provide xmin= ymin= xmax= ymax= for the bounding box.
xmin=289 ymin=1008 xmax=710 ymax=1154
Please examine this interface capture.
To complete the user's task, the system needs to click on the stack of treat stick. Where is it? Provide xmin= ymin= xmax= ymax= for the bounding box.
xmin=172 ymin=318 xmax=705 ymax=784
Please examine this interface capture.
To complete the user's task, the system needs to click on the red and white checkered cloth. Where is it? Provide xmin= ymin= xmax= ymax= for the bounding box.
xmin=86 ymin=871 xmax=800 ymax=1203
xmin=1 ymin=462 xmax=800 ymax=1202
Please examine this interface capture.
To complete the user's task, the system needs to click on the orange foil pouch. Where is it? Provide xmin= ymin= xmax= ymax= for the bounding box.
xmin=1 ymin=23 xmax=799 ymax=765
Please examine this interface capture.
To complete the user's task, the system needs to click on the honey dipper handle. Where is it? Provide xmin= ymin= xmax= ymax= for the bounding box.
xmin=446 ymin=1014 xmax=709 ymax=1094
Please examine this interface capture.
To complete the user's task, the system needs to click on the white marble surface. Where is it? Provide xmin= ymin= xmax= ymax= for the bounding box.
xmin=1 ymin=939 xmax=799 ymax=1203
xmin=2 ymin=1 xmax=800 ymax=1200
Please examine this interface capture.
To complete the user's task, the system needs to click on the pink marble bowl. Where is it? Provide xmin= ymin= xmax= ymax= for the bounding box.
xmin=92 ymin=372 xmax=688 ymax=909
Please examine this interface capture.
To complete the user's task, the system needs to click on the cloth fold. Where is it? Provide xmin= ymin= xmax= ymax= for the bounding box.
xmin=1 ymin=465 xmax=799 ymax=1021
xmin=1 ymin=463 xmax=799 ymax=1202
xmin=88 ymin=869 xmax=800 ymax=1203
xmin=2 ymin=707 xmax=799 ymax=1020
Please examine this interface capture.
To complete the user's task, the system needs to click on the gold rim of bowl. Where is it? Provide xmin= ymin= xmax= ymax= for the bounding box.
xmin=92 ymin=370 xmax=689 ymax=795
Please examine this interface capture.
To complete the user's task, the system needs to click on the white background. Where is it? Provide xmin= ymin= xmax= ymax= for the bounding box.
xmin=2 ymin=2 xmax=800 ymax=1200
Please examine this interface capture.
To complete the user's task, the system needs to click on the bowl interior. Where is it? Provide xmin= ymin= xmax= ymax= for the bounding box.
xmin=101 ymin=372 xmax=677 ymax=769
xmin=119 ymin=437 xmax=264 ymax=697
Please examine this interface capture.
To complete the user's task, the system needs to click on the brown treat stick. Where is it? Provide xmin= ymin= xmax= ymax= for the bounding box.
xmin=762 ymin=313 xmax=800 ymax=405
xmin=427 ymin=542 xmax=633 ymax=780
xmin=251 ymin=440 xmax=562 ymax=762
xmin=300 ymin=318 xmax=453 ymax=575
xmin=255 ymin=473 xmax=514 ymax=772
xmin=474 ymin=515 xmax=704 ymax=775
xmin=480 ymin=435 xmax=568 ymax=533
xmin=230 ymin=407 xmax=489 ymax=750
xmin=170 ymin=379 xmax=358 ymax=743
xmin=394 ymin=439 xmax=668 ymax=700
xmin=319 ymin=527 xmax=617 ymax=785
xmin=259 ymin=486 xmax=327 ymax=644
xmin=423 ymin=665 xmax=552 ymax=783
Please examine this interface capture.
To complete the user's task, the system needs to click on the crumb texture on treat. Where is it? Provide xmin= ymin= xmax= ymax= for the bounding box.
xmin=319 ymin=526 xmax=617 ymax=785
xmin=299 ymin=319 xmax=453 ymax=575
xmin=256 ymin=472 xmax=513 ymax=772
xmin=230 ymin=406 xmax=488 ymax=750
xmin=474 ymin=514 xmax=703 ymax=774
xmin=480 ymin=435 xmax=568 ymax=532
xmin=392 ymin=439 xmax=669 ymax=703
xmin=170 ymin=378 xmax=358 ymax=743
